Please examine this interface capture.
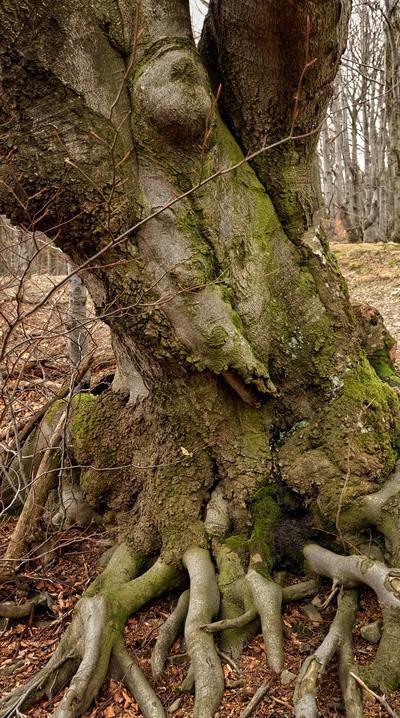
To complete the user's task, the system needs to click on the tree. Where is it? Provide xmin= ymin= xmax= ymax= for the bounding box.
xmin=1 ymin=1 xmax=400 ymax=716
xmin=384 ymin=0 xmax=400 ymax=242
xmin=319 ymin=0 xmax=388 ymax=243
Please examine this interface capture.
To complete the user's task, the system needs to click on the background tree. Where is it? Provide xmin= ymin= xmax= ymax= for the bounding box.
xmin=319 ymin=0 xmax=390 ymax=243
xmin=1 ymin=1 xmax=400 ymax=717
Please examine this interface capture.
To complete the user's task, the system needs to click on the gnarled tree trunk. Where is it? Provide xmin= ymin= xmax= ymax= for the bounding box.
xmin=2 ymin=1 xmax=400 ymax=716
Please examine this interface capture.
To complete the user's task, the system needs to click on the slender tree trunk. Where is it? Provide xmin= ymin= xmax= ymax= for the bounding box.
xmin=385 ymin=0 xmax=400 ymax=241
xmin=67 ymin=262 xmax=89 ymax=382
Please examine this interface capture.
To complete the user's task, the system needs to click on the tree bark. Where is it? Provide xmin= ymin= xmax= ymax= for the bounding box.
xmin=2 ymin=1 xmax=400 ymax=715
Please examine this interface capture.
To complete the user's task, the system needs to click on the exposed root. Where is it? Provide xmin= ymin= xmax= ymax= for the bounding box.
xmin=0 ymin=592 xmax=48 ymax=619
xmin=0 ymin=627 xmax=79 ymax=718
xmin=111 ymin=638 xmax=165 ymax=718
xmin=179 ymin=664 xmax=195 ymax=694
xmin=293 ymin=589 xmax=361 ymax=718
xmin=282 ymin=578 xmax=319 ymax=603
xmin=202 ymin=577 xmax=318 ymax=634
xmin=183 ymin=547 xmax=224 ymax=718
xmin=305 ymin=543 xmax=400 ymax=691
xmin=246 ymin=567 xmax=283 ymax=672
xmin=339 ymin=616 xmax=364 ymax=718
xmin=201 ymin=608 xmax=257 ymax=634
xmin=214 ymin=546 xmax=257 ymax=658
xmin=360 ymin=466 xmax=400 ymax=566
xmin=55 ymin=595 xmax=117 ymax=718
xmin=344 ymin=463 xmax=400 ymax=565
xmin=0 ymin=546 xmax=182 ymax=718
xmin=151 ymin=590 xmax=190 ymax=678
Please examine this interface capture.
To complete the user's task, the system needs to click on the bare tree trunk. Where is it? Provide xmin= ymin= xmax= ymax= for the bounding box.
xmin=385 ymin=0 xmax=400 ymax=241
xmin=67 ymin=262 xmax=89 ymax=375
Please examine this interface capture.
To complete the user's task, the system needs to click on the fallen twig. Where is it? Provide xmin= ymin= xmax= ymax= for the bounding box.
xmin=350 ymin=672 xmax=400 ymax=718
xmin=0 ymin=592 xmax=48 ymax=619
xmin=216 ymin=647 xmax=239 ymax=673
xmin=239 ymin=679 xmax=270 ymax=718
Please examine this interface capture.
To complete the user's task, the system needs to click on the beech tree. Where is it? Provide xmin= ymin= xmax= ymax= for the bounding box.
xmin=2 ymin=2 xmax=400 ymax=717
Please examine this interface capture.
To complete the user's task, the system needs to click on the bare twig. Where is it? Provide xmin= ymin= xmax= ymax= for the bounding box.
xmin=350 ymin=672 xmax=400 ymax=718
xmin=239 ymin=680 xmax=270 ymax=718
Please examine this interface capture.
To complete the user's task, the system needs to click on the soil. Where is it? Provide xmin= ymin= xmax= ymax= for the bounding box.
xmin=333 ymin=242 xmax=400 ymax=359
xmin=1 ymin=242 xmax=400 ymax=717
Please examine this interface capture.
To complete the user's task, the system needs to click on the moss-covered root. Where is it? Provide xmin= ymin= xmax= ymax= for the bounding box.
xmin=304 ymin=544 xmax=400 ymax=692
xmin=354 ymin=462 xmax=400 ymax=566
xmin=0 ymin=548 xmax=182 ymax=718
xmin=202 ymin=578 xmax=319 ymax=660
xmin=54 ymin=595 xmax=115 ymax=718
xmin=213 ymin=546 xmax=258 ymax=658
xmin=182 ymin=547 xmax=224 ymax=718
xmin=0 ymin=629 xmax=78 ymax=718
xmin=339 ymin=602 xmax=364 ymax=718
xmin=111 ymin=639 xmax=165 ymax=718
xmin=151 ymin=590 xmax=190 ymax=678
xmin=293 ymin=590 xmax=362 ymax=718
xmin=246 ymin=567 xmax=283 ymax=672
xmin=0 ymin=595 xmax=109 ymax=718
xmin=202 ymin=577 xmax=319 ymax=634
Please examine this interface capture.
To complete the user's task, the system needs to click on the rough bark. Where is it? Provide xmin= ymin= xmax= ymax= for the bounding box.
xmin=2 ymin=1 xmax=400 ymax=716
xmin=200 ymin=0 xmax=351 ymax=241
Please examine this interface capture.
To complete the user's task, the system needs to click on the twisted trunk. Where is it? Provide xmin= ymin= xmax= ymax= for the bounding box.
xmin=2 ymin=1 xmax=400 ymax=716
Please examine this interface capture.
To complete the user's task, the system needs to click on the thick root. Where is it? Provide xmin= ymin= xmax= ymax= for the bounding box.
xmin=0 ymin=644 xmax=79 ymax=718
xmin=294 ymin=589 xmax=361 ymax=718
xmin=183 ymin=547 xmax=224 ymax=718
xmin=0 ymin=546 xmax=182 ymax=718
xmin=246 ymin=567 xmax=283 ymax=672
xmin=202 ymin=577 xmax=318 ymax=634
xmin=214 ymin=546 xmax=258 ymax=658
xmin=360 ymin=467 xmax=400 ymax=566
xmin=343 ymin=462 xmax=400 ymax=565
xmin=111 ymin=638 xmax=165 ymax=718
xmin=54 ymin=595 xmax=115 ymax=718
xmin=305 ymin=543 xmax=400 ymax=691
xmin=339 ymin=616 xmax=364 ymax=718
xmin=151 ymin=590 xmax=190 ymax=678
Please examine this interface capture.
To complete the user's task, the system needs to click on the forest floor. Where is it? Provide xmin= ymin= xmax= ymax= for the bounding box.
xmin=1 ymin=241 xmax=400 ymax=717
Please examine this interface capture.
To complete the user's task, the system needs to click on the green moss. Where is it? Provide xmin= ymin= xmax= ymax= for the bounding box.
xmin=44 ymin=397 xmax=68 ymax=425
xmin=370 ymin=337 xmax=400 ymax=387
xmin=69 ymin=393 xmax=98 ymax=458
xmin=225 ymin=534 xmax=249 ymax=552
xmin=248 ymin=487 xmax=281 ymax=575
xmin=208 ymin=325 xmax=229 ymax=349
xmin=278 ymin=353 xmax=400 ymax=524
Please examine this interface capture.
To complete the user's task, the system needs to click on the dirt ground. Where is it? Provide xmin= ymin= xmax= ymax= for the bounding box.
xmin=1 ymin=243 xmax=400 ymax=717
xmin=333 ymin=241 xmax=400 ymax=350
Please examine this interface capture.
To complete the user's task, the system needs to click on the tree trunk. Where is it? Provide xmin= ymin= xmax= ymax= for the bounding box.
xmin=2 ymin=1 xmax=400 ymax=716
xmin=385 ymin=0 xmax=400 ymax=242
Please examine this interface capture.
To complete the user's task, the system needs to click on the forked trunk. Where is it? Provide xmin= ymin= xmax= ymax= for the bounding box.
xmin=2 ymin=1 xmax=400 ymax=716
